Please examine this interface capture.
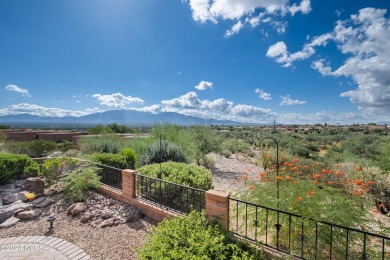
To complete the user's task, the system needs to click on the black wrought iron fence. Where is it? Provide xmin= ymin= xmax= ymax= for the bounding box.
xmin=94 ymin=163 xmax=122 ymax=190
xmin=135 ymin=173 xmax=205 ymax=214
xmin=229 ymin=197 xmax=390 ymax=259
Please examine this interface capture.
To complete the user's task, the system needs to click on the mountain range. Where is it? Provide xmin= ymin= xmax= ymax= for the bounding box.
xmin=0 ymin=110 xmax=244 ymax=127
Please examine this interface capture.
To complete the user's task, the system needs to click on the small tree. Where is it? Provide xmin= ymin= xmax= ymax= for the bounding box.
xmin=190 ymin=125 xmax=221 ymax=166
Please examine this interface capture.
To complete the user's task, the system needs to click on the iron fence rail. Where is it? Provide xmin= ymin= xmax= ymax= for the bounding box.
xmin=229 ymin=197 xmax=390 ymax=260
xmin=135 ymin=173 xmax=206 ymax=214
xmin=93 ymin=163 xmax=122 ymax=190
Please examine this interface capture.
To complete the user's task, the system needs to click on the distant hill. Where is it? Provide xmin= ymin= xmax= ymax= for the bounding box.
xmin=0 ymin=110 xmax=245 ymax=126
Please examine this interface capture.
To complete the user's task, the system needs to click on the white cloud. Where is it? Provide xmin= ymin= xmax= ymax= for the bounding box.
xmin=92 ymin=93 xmax=144 ymax=108
xmin=0 ymin=103 xmax=101 ymax=117
xmin=225 ymin=21 xmax=244 ymax=37
xmin=188 ymin=0 xmax=312 ymax=35
xmin=267 ymin=8 xmax=390 ymax=115
xmin=280 ymin=95 xmax=306 ymax=106
xmin=255 ymin=88 xmax=272 ymax=100
xmin=132 ymin=104 xmax=162 ymax=114
xmin=287 ymin=0 xmax=311 ymax=16
xmin=194 ymin=81 xmax=213 ymax=90
xmin=5 ymin=85 xmax=31 ymax=97
xmin=162 ymin=91 xmax=200 ymax=108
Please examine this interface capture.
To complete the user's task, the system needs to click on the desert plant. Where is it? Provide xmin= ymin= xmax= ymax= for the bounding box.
xmin=139 ymin=140 xmax=186 ymax=166
xmin=78 ymin=134 xmax=124 ymax=154
xmin=0 ymin=153 xmax=40 ymax=184
xmin=93 ymin=153 xmax=131 ymax=169
xmin=137 ymin=161 xmax=212 ymax=190
xmin=24 ymin=191 xmax=36 ymax=202
xmin=119 ymin=148 xmax=137 ymax=169
xmin=61 ymin=167 xmax=101 ymax=202
xmin=139 ymin=210 xmax=265 ymax=260
xmin=40 ymin=157 xmax=79 ymax=186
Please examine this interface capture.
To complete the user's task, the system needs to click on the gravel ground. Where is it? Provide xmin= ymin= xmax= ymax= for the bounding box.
xmin=0 ymin=191 xmax=157 ymax=260
xmin=209 ymin=152 xmax=263 ymax=193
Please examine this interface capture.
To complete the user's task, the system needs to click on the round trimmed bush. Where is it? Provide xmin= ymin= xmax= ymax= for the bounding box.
xmin=137 ymin=161 xmax=212 ymax=190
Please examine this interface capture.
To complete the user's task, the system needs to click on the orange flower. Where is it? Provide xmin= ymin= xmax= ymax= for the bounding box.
xmin=248 ymin=185 xmax=254 ymax=191
xmin=354 ymin=179 xmax=363 ymax=186
xmin=330 ymin=170 xmax=336 ymax=174
xmin=291 ymin=166 xmax=298 ymax=171
xmin=353 ymin=189 xmax=364 ymax=196
xmin=266 ymin=154 xmax=272 ymax=159
xmin=260 ymin=172 xmax=267 ymax=177
xmin=296 ymin=171 xmax=302 ymax=175
xmin=335 ymin=163 xmax=342 ymax=168
xmin=328 ymin=181 xmax=335 ymax=185
xmin=285 ymin=175 xmax=291 ymax=181
xmin=293 ymin=158 xmax=299 ymax=163
xmin=307 ymin=174 xmax=313 ymax=179
xmin=261 ymin=177 xmax=268 ymax=183
xmin=306 ymin=190 xmax=315 ymax=197
xmin=336 ymin=171 xmax=344 ymax=176
xmin=283 ymin=161 xmax=290 ymax=166
xmin=292 ymin=180 xmax=299 ymax=184
xmin=313 ymin=180 xmax=318 ymax=185
xmin=243 ymin=175 xmax=248 ymax=181
xmin=314 ymin=174 xmax=322 ymax=179
xmin=296 ymin=197 xmax=303 ymax=202
xmin=368 ymin=181 xmax=375 ymax=185
xmin=313 ymin=163 xmax=318 ymax=167
xmin=355 ymin=166 xmax=362 ymax=171
xmin=321 ymin=169 xmax=328 ymax=174
xmin=303 ymin=165 xmax=310 ymax=170
xmin=276 ymin=176 xmax=282 ymax=181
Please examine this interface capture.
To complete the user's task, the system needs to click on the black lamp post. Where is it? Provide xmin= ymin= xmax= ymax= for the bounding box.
xmin=47 ymin=215 xmax=56 ymax=230
xmin=159 ymin=133 xmax=165 ymax=175
xmin=255 ymin=136 xmax=282 ymax=249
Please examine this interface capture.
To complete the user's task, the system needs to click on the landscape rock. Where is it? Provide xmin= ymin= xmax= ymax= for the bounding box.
xmin=100 ymin=218 xmax=114 ymax=228
xmin=100 ymin=212 xmax=112 ymax=220
xmin=67 ymin=203 xmax=86 ymax=216
xmin=0 ymin=188 xmax=21 ymax=195
xmin=0 ymin=202 xmax=32 ymax=221
xmin=0 ymin=216 xmax=20 ymax=228
xmin=124 ymin=208 xmax=144 ymax=222
xmin=0 ymin=184 xmax=16 ymax=192
xmin=17 ymin=209 xmax=42 ymax=220
xmin=31 ymin=197 xmax=54 ymax=208
xmin=92 ymin=218 xmax=103 ymax=226
xmin=14 ymin=180 xmax=26 ymax=188
xmin=15 ymin=192 xmax=28 ymax=202
xmin=80 ymin=213 xmax=93 ymax=223
xmin=2 ymin=193 xmax=17 ymax=205
xmin=20 ymin=178 xmax=45 ymax=194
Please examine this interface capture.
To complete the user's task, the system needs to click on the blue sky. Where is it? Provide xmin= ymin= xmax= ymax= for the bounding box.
xmin=1 ymin=0 xmax=389 ymax=124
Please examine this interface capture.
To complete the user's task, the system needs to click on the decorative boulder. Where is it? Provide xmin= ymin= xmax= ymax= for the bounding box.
xmin=99 ymin=218 xmax=114 ymax=228
xmin=67 ymin=203 xmax=87 ymax=216
xmin=80 ymin=213 xmax=94 ymax=223
xmin=0 ymin=216 xmax=20 ymax=228
xmin=20 ymin=178 xmax=45 ymax=195
xmin=31 ymin=197 xmax=54 ymax=208
xmin=17 ymin=209 xmax=42 ymax=220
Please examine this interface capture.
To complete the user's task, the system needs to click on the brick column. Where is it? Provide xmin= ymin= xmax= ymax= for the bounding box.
xmin=205 ymin=190 xmax=230 ymax=230
xmin=122 ymin=169 xmax=136 ymax=201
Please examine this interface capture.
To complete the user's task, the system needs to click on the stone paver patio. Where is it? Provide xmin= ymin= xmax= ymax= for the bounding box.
xmin=0 ymin=236 xmax=91 ymax=260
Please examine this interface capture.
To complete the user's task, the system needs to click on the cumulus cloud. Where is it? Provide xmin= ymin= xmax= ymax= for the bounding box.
xmin=267 ymin=8 xmax=390 ymax=115
xmin=0 ymin=103 xmax=101 ymax=117
xmin=255 ymin=88 xmax=272 ymax=100
xmin=5 ymin=85 xmax=31 ymax=97
xmin=280 ymin=95 xmax=306 ymax=106
xmin=135 ymin=91 xmax=276 ymax=123
xmin=195 ymin=81 xmax=213 ymax=90
xmin=92 ymin=93 xmax=144 ymax=108
xmin=225 ymin=21 xmax=244 ymax=37
xmin=187 ymin=0 xmax=312 ymax=35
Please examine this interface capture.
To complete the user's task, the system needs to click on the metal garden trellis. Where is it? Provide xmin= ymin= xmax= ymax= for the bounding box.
xmin=255 ymin=136 xmax=282 ymax=249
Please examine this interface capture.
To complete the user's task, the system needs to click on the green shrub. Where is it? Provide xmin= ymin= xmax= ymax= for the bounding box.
xmin=0 ymin=153 xmax=40 ymax=184
xmin=119 ymin=148 xmax=136 ymax=169
xmin=40 ymin=157 xmax=79 ymax=186
xmin=139 ymin=140 xmax=186 ymax=166
xmin=139 ymin=210 xmax=265 ymax=260
xmin=79 ymin=134 xmax=123 ymax=154
xmin=221 ymin=138 xmax=250 ymax=154
xmin=138 ymin=161 xmax=212 ymax=190
xmin=3 ymin=140 xmax=57 ymax=157
xmin=62 ymin=167 xmax=101 ymax=202
xmin=93 ymin=153 xmax=126 ymax=169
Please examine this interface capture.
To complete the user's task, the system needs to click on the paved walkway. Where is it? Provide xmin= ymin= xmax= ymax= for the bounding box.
xmin=0 ymin=236 xmax=91 ymax=260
